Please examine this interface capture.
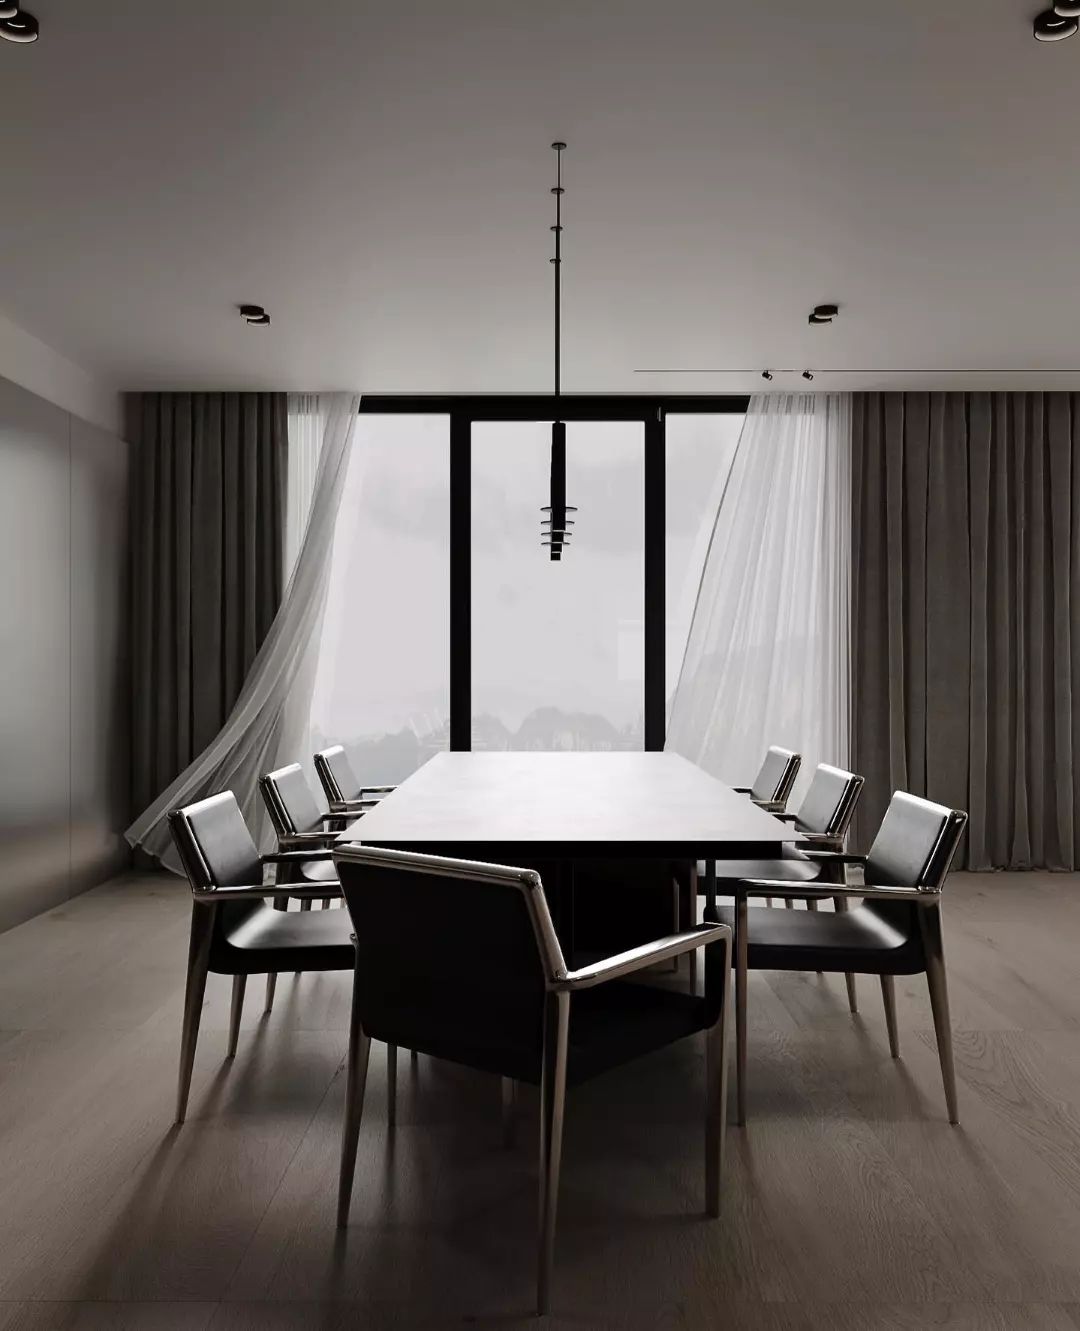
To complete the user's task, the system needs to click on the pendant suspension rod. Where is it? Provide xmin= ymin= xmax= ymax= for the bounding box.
xmin=551 ymin=142 xmax=565 ymax=403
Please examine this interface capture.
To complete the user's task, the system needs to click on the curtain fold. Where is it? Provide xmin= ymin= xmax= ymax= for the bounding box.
xmin=666 ymin=393 xmax=852 ymax=802
xmin=127 ymin=392 xmax=286 ymax=817
xmin=852 ymin=391 xmax=1080 ymax=869
xmin=126 ymin=393 xmax=361 ymax=867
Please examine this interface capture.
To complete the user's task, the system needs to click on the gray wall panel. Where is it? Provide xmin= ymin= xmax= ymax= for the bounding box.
xmin=69 ymin=415 xmax=130 ymax=894
xmin=0 ymin=375 xmax=129 ymax=932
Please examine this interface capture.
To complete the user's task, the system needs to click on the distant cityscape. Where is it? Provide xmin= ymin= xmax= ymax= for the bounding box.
xmin=312 ymin=707 xmax=645 ymax=784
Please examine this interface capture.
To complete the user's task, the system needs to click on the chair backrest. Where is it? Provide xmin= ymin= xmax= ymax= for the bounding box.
xmin=259 ymin=763 xmax=325 ymax=838
xmin=334 ymin=844 xmax=566 ymax=1074
xmin=793 ymin=763 xmax=864 ymax=839
xmin=314 ymin=744 xmax=359 ymax=806
xmin=862 ymin=792 xmax=968 ymax=952
xmin=751 ymin=746 xmax=801 ymax=805
xmin=865 ymin=791 xmax=968 ymax=891
xmin=167 ymin=791 xmax=263 ymax=892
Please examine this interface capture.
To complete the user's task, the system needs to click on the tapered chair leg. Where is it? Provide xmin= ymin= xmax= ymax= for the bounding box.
xmin=880 ymin=975 xmax=900 ymax=1058
xmin=735 ymin=894 xmax=749 ymax=1126
xmin=386 ymin=1043 xmax=397 ymax=1127
xmin=264 ymin=972 xmax=277 ymax=1014
xmin=920 ymin=905 xmax=959 ymax=1123
xmin=176 ymin=901 xmax=216 ymax=1124
xmin=705 ymin=934 xmax=731 ymax=1217
xmin=833 ymin=898 xmax=858 ymax=1012
xmin=337 ymin=962 xmax=372 ymax=1228
xmin=537 ymin=990 xmax=569 ymax=1317
xmin=501 ymin=1076 xmax=518 ymax=1148
xmin=293 ymin=897 xmax=313 ymax=977
xmin=228 ymin=975 xmax=246 ymax=1058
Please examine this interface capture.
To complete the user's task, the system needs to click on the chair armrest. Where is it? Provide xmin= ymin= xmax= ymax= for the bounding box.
xmin=555 ymin=924 xmax=731 ymax=992
xmin=798 ymin=848 xmax=866 ymax=864
xmin=752 ymin=798 xmax=786 ymax=813
xmin=737 ymin=880 xmax=940 ymax=904
xmin=329 ymin=799 xmax=380 ymax=815
xmin=263 ymin=848 xmax=336 ymax=864
xmin=280 ymin=830 xmax=340 ymax=846
xmin=360 ymin=785 xmax=396 ymax=796
xmin=192 ymin=880 xmax=342 ymax=903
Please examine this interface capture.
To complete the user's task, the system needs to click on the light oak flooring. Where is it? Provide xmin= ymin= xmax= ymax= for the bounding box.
xmin=1 ymin=870 xmax=1080 ymax=1329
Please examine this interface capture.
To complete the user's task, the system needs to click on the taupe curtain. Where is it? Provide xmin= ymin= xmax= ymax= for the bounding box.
xmin=852 ymin=392 xmax=1080 ymax=869
xmin=127 ymin=392 xmax=287 ymax=816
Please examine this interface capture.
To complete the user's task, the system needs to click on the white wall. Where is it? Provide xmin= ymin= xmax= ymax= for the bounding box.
xmin=0 ymin=373 xmax=130 ymax=932
xmin=0 ymin=310 xmax=121 ymax=436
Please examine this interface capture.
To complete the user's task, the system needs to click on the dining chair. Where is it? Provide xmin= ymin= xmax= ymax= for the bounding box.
xmin=732 ymin=745 xmax=802 ymax=813
xmin=313 ymin=744 xmax=395 ymax=816
xmin=710 ymin=791 xmax=967 ymax=1126
xmin=167 ymin=791 xmax=358 ymax=1124
xmin=259 ymin=761 xmax=346 ymax=901
xmin=701 ymin=762 xmax=865 ymax=1005
xmin=333 ymin=843 xmax=732 ymax=1316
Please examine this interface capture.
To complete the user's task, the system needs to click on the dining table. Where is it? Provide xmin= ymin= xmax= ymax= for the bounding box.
xmin=337 ymin=750 xmax=793 ymax=976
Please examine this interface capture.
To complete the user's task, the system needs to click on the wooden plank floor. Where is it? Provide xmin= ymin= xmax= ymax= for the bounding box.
xmin=1 ymin=870 xmax=1079 ymax=1329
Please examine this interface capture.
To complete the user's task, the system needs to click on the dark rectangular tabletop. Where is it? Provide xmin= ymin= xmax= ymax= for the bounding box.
xmin=338 ymin=751 xmax=789 ymax=859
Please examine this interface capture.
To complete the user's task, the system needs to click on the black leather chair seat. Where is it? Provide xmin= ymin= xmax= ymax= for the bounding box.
xmin=361 ymin=979 xmax=709 ymax=1087
xmin=696 ymin=857 xmax=819 ymax=884
xmin=301 ymin=859 xmax=338 ymax=884
xmin=211 ymin=902 xmax=356 ymax=975
xmin=705 ymin=901 xmax=926 ymax=975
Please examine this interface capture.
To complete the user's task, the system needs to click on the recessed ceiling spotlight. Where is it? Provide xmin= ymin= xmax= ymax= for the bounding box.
xmin=802 ymin=370 xmax=814 ymax=381
xmin=808 ymin=303 xmax=839 ymax=325
xmin=1053 ymin=0 xmax=1080 ymax=16
xmin=1034 ymin=9 xmax=1078 ymax=39
xmin=761 ymin=370 xmax=774 ymax=381
xmin=0 ymin=9 xmax=39 ymax=41
xmin=238 ymin=303 xmax=271 ymax=326
xmin=0 ymin=2 xmax=20 ymax=17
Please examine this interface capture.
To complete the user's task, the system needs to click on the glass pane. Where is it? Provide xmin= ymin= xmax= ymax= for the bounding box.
xmin=665 ymin=413 xmax=744 ymax=712
xmin=309 ymin=414 xmax=450 ymax=783
xmin=472 ymin=420 xmax=644 ymax=750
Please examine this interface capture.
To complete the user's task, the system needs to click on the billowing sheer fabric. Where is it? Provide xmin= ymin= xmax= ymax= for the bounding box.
xmin=666 ymin=393 xmax=852 ymax=803
xmin=125 ymin=393 xmax=360 ymax=866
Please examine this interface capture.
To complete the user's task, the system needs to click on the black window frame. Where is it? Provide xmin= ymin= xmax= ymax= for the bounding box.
xmin=357 ymin=394 xmax=749 ymax=752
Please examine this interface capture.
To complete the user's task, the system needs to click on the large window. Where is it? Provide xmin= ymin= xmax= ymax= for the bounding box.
xmin=302 ymin=398 xmax=745 ymax=775
xmin=665 ymin=413 xmax=743 ymax=708
xmin=308 ymin=415 xmax=450 ymax=784
xmin=472 ymin=421 xmax=645 ymax=750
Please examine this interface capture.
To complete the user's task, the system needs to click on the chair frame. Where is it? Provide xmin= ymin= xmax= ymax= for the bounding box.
xmin=732 ymin=745 xmax=802 ymax=814
xmin=313 ymin=744 xmax=394 ymax=816
xmin=333 ymin=843 xmax=732 ymax=1317
xmin=168 ymin=806 xmax=342 ymax=1125
xmin=734 ymin=806 xmax=967 ymax=1127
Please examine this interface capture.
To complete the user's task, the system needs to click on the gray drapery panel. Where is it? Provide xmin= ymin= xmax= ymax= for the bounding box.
xmin=127 ymin=392 xmax=287 ymax=816
xmin=852 ymin=391 xmax=1080 ymax=869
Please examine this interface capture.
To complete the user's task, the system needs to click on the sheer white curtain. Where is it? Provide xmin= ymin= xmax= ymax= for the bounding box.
xmin=126 ymin=393 xmax=361 ymax=866
xmin=666 ymin=393 xmax=852 ymax=802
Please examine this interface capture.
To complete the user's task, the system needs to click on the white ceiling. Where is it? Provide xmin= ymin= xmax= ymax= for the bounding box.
xmin=4 ymin=0 xmax=1080 ymax=394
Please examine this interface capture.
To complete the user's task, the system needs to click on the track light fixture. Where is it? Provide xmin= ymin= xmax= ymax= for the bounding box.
xmin=1034 ymin=8 xmax=1078 ymax=39
xmin=761 ymin=370 xmax=774 ymax=381
xmin=0 ymin=5 xmax=39 ymax=41
xmin=802 ymin=370 xmax=814 ymax=381
xmin=238 ymin=304 xmax=270 ymax=326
